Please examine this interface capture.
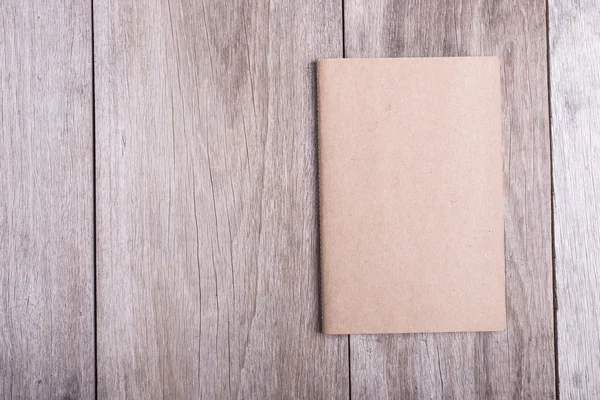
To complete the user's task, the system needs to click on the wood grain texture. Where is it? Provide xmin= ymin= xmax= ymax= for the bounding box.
xmin=94 ymin=0 xmax=347 ymax=398
xmin=549 ymin=1 xmax=600 ymax=398
xmin=344 ymin=1 xmax=555 ymax=398
xmin=0 ymin=1 xmax=94 ymax=399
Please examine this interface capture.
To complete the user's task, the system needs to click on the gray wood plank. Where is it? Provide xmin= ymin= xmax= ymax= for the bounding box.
xmin=0 ymin=1 xmax=95 ymax=398
xmin=94 ymin=0 xmax=347 ymax=398
xmin=344 ymin=1 xmax=555 ymax=398
xmin=549 ymin=1 xmax=600 ymax=398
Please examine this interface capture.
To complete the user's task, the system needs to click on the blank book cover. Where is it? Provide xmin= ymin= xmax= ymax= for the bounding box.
xmin=317 ymin=57 xmax=505 ymax=334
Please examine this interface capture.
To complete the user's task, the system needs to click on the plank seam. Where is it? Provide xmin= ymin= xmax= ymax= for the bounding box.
xmin=341 ymin=0 xmax=346 ymax=58
xmin=90 ymin=0 xmax=99 ymax=398
xmin=545 ymin=0 xmax=560 ymax=397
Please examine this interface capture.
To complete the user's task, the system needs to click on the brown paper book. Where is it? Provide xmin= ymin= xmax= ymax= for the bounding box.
xmin=318 ymin=57 xmax=505 ymax=334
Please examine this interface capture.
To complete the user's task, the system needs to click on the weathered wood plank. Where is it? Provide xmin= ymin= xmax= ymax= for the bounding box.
xmin=549 ymin=1 xmax=600 ymax=398
xmin=0 ymin=1 xmax=94 ymax=398
xmin=94 ymin=0 xmax=347 ymax=397
xmin=344 ymin=1 xmax=555 ymax=398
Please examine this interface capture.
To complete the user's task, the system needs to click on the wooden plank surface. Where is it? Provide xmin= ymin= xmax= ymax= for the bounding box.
xmin=94 ymin=0 xmax=347 ymax=398
xmin=549 ymin=1 xmax=600 ymax=398
xmin=0 ymin=1 xmax=94 ymax=398
xmin=344 ymin=1 xmax=555 ymax=398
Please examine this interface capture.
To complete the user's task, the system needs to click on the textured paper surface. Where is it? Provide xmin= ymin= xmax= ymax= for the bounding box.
xmin=318 ymin=57 xmax=505 ymax=334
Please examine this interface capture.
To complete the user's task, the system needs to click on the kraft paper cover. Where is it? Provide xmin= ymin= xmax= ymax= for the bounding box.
xmin=318 ymin=57 xmax=505 ymax=334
